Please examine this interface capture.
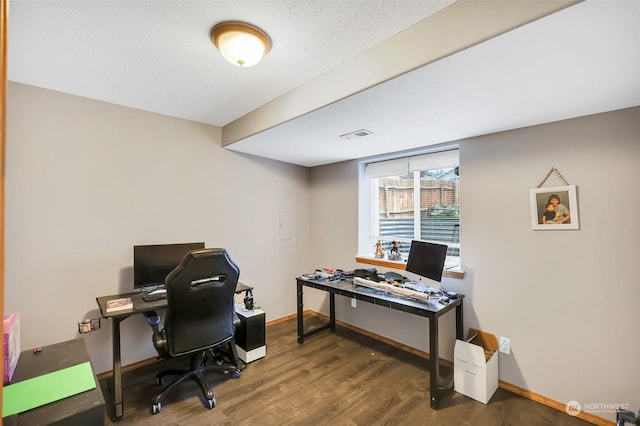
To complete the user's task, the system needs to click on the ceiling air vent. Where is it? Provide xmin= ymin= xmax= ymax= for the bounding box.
xmin=339 ymin=129 xmax=374 ymax=141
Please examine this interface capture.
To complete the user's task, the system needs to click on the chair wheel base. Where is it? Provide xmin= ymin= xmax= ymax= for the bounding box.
xmin=205 ymin=397 xmax=216 ymax=409
xmin=151 ymin=402 xmax=162 ymax=415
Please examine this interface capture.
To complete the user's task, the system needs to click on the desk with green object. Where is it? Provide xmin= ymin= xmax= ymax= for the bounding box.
xmin=2 ymin=338 xmax=104 ymax=425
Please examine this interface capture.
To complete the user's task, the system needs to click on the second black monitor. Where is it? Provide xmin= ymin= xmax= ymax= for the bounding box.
xmin=133 ymin=242 xmax=205 ymax=290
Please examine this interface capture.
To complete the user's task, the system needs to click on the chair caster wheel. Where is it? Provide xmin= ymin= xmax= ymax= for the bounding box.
xmin=232 ymin=369 xmax=241 ymax=379
xmin=206 ymin=397 xmax=216 ymax=409
xmin=151 ymin=402 xmax=162 ymax=414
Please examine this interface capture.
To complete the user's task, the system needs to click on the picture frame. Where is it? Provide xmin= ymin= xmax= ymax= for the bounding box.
xmin=529 ymin=185 xmax=579 ymax=230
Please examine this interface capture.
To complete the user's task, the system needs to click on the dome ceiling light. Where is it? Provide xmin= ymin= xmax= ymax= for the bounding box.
xmin=210 ymin=21 xmax=272 ymax=67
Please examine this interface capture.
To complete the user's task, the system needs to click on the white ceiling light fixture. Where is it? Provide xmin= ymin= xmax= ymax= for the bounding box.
xmin=210 ymin=21 xmax=272 ymax=67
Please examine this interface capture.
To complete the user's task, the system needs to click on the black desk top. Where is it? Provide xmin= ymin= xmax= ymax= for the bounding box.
xmin=97 ymin=281 xmax=253 ymax=318
xmin=297 ymin=276 xmax=463 ymax=318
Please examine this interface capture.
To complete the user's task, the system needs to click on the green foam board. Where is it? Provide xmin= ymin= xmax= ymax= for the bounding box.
xmin=3 ymin=362 xmax=96 ymax=417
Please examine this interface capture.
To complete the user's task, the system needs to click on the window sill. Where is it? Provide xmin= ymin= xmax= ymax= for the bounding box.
xmin=355 ymin=255 xmax=465 ymax=279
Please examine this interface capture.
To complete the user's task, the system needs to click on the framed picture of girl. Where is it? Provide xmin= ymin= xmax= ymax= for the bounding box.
xmin=529 ymin=185 xmax=579 ymax=230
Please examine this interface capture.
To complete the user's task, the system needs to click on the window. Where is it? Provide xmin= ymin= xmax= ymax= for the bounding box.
xmin=360 ymin=149 xmax=460 ymax=266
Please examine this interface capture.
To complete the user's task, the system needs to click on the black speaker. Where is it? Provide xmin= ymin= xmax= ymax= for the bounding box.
xmin=235 ymin=308 xmax=266 ymax=362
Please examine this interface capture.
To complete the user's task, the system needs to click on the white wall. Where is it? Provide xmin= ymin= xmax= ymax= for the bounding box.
xmin=460 ymin=107 xmax=639 ymax=421
xmin=309 ymin=107 xmax=640 ymax=422
xmin=5 ymin=82 xmax=311 ymax=373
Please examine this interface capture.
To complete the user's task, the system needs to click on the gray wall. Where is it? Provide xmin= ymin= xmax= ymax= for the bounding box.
xmin=6 ymin=82 xmax=311 ymax=373
xmin=308 ymin=107 xmax=640 ymax=422
xmin=6 ymin=81 xmax=638 ymax=422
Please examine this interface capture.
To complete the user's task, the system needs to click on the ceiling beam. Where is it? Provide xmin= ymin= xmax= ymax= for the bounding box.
xmin=221 ymin=0 xmax=581 ymax=148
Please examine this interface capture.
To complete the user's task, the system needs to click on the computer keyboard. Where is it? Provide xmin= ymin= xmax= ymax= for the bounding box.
xmin=142 ymin=292 xmax=167 ymax=302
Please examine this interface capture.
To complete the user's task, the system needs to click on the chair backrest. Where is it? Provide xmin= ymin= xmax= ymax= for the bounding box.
xmin=163 ymin=248 xmax=240 ymax=357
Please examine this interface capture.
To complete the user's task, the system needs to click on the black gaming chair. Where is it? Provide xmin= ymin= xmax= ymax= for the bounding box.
xmin=144 ymin=248 xmax=242 ymax=415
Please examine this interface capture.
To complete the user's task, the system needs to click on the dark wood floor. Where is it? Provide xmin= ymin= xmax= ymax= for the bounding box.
xmin=101 ymin=315 xmax=592 ymax=425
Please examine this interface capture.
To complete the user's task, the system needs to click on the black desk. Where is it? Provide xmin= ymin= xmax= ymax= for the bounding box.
xmin=296 ymin=277 xmax=463 ymax=410
xmin=96 ymin=282 xmax=252 ymax=421
xmin=3 ymin=338 xmax=105 ymax=425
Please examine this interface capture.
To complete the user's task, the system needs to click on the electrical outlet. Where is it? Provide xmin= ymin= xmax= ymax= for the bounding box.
xmin=499 ymin=336 xmax=511 ymax=354
xmin=351 ymin=297 xmax=357 ymax=308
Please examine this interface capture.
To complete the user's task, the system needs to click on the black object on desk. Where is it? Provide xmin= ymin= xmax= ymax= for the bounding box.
xmin=141 ymin=292 xmax=167 ymax=302
xmin=381 ymin=271 xmax=405 ymax=282
xmin=96 ymin=281 xmax=253 ymax=421
xmin=296 ymin=276 xmax=463 ymax=410
xmin=3 ymin=338 xmax=105 ymax=426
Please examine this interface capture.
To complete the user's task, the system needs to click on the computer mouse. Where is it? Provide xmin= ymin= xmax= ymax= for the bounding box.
xmin=446 ymin=291 xmax=458 ymax=299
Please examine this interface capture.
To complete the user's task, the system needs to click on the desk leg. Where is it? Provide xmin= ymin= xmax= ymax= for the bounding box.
xmin=456 ymin=298 xmax=464 ymax=340
xmin=429 ymin=315 xmax=440 ymax=409
xmin=329 ymin=292 xmax=335 ymax=331
xmin=297 ymin=280 xmax=304 ymax=344
xmin=112 ymin=317 xmax=124 ymax=420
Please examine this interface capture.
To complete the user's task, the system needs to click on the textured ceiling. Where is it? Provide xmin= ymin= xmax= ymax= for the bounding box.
xmin=8 ymin=0 xmax=453 ymax=126
xmin=8 ymin=1 xmax=640 ymax=167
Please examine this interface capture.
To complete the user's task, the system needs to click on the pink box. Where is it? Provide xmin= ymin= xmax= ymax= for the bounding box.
xmin=3 ymin=313 xmax=21 ymax=384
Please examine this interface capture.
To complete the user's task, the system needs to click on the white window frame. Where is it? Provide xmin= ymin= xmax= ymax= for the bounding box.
xmin=359 ymin=147 xmax=460 ymax=267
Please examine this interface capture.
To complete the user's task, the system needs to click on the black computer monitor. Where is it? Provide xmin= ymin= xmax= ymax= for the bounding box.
xmin=405 ymin=240 xmax=448 ymax=283
xmin=133 ymin=242 xmax=205 ymax=290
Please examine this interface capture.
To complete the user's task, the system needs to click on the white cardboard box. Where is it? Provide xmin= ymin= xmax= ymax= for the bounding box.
xmin=454 ymin=328 xmax=498 ymax=404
